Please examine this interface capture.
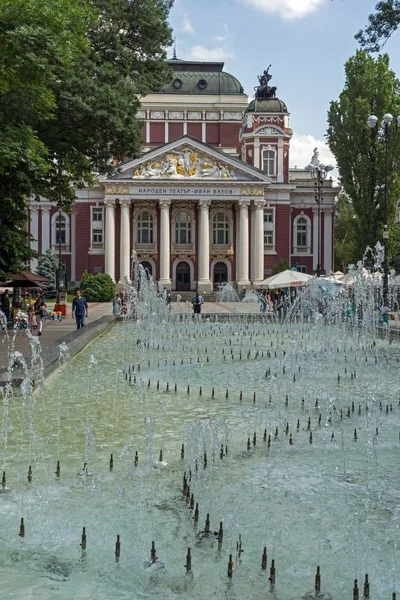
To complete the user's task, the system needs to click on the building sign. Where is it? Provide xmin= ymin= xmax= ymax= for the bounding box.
xmin=104 ymin=184 xmax=265 ymax=197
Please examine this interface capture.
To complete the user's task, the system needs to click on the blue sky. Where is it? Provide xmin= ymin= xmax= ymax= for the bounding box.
xmin=169 ymin=0 xmax=400 ymax=169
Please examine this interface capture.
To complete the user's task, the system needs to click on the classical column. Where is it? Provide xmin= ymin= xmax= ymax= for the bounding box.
xmin=312 ymin=208 xmax=318 ymax=272
xmin=253 ymin=199 xmax=265 ymax=283
xmin=41 ymin=206 xmax=51 ymax=254
xmin=197 ymin=199 xmax=211 ymax=291
xmin=159 ymin=199 xmax=171 ymax=286
xmin=323 ymin=209 xmax=333 ymax=276
xmin=119 ymin=199 xmax=131 ymax=282
xmin=237 ymin=200 xmax=250 ymax=286
xmin=30 ymin=205 xmax=39 ymax=272
xmin=104 ymin=199 xmax=116 ymax=282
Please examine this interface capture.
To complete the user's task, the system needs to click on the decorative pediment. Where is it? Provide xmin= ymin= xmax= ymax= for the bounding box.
xmin=256 ymin=126 xmax=284 ymax=136
xmin=133 ymin=147 xmax=237 ymax=180
xmin=105 ymin=135 xmax=272 ymax=184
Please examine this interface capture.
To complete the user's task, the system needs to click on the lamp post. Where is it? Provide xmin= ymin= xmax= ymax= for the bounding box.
xmin=307 ymin=163 xmax=334 ymax=277
xmin=56 ymin=207 xmax=62 ymax=303
xmin=367 ymin=113 xmax=400 ymax=306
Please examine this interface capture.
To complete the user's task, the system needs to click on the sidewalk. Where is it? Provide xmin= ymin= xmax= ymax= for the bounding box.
xmin=0 ymin=302 xmax=113 ymax=386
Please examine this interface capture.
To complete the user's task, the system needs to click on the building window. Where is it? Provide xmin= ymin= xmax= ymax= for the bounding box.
xmin=55 ymin=214 xmax=66 ymax=245
xmin=137 ymin=211 xmax=153 ymax=243
xmin=92 ymin=207 xmax=104 ymax=244
xmin=296 ymin=264 xmax=307 ymax=273
xmin=262 ymin=149 xmax=276 ymax=176
xmin=264 ymin=208 xmax=274 ymax=247
xmin=213 ymin=212 xmax=229 ymax=244
xmin=293 ymin=214 xmax=311 ymax=252
xmin=296 ymin=217 xmax=308 ymax=247
xmin=52 ymin=211 xmax=70 ymax=248
xmin=175 ymin=211 xmax=191 ymax=244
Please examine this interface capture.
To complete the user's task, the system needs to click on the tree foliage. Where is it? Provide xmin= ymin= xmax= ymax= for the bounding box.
xmin=80 ymin=271 xmax=115 ymax=302
xmin=327 ymin=51 xmax=400 ymax=266
xmin=334 ymin=193 xmax=358 ymax=272
xmin=356 ymin=1 xmax=400 ymax=52
xmin=37 ymin=249 xmax=60 ymax=296
xmin=272 ymin=259 xmax=290 ymax=275
xmin=0 ymin=0 xmax=173 ymax=277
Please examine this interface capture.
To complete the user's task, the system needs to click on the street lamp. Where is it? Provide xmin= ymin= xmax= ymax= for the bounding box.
xmin=367 ymin=112 xmax=400 ymax=306
xmin=307 ymin=162 xmax=335 ymax=277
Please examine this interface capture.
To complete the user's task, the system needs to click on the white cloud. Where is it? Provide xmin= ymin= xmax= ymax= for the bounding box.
xmin=186 ymin=45 xmax=234 ymax=61
xmin=290 ymin=133 xmax=337 ymax=173
xmin=238 ymin=0 xmax=327 ymax=20
xmin=213 ymin=23 xmax=230 ymax=42
xmin=182 ymin=13 xmax=194 ymax=34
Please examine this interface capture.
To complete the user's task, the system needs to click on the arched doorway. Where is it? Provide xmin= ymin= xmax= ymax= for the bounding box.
xmin=176 ymin=261 xmax=190 ymax=291
xmin=140 ymin=261 xmax=152 ymax=279
xmin=213 ymin=261 xmax=228 ymax=287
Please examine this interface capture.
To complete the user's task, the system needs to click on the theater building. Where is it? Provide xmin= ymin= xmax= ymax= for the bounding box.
xmin=27 ymin=59 xmax=338 ymax=291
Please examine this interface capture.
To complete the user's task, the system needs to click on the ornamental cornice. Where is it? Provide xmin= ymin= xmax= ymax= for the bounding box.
xmin=253 ymin=115 xmax=284 ymax=125
xmin=105 ymin=183 xmax=130 ymax=195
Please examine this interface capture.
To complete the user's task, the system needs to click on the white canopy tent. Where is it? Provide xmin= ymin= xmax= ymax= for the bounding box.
xmin=258 ymin=269 xmax=313 ymax=289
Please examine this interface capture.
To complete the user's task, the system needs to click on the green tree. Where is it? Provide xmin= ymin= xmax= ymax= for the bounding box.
xmin=356 ymin=1 xmax=400 ymax=52
xmin=81 ymin=272 xmax=115 ymax=302
xmin=272 ymin=259 xmax=290 ymax=275
xmin=334 ymin=193 xmax=358 ymax=272
xmin=37 ymin=249 xmax=60 ymax=297
xmin=327 ymin=51 xmax=400 ymax=266
xmin=0 ymin=0 xmax=173 ymax=276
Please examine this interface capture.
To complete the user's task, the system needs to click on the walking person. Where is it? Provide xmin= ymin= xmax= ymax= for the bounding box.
xmin=192 ymin=289 xmax=204 ymax=316
xmin=72 ymin=289 xmax=88 ymax=329
xmin=0 ymin=289 xmax=11 ymax=322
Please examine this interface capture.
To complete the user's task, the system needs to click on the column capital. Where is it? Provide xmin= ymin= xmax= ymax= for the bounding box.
xmin=159 ymin=198 xmax=171 ymax=209
xmin=30 ymin=204 xmax=40 ymax=213
xmin=41 ymin=206 xmax=51 ymax=214
xmin=252 ymin=199 xmax=265 ymax=209
xmin=104 ymin=198 xmax=116 ymax=207
xmin=198 ymin=198 xmax=211 ymax=210
xmin=119 ymin=198 xmax=131 ymax=208
xmin=238 ymin=199 xmax=251 ymax=209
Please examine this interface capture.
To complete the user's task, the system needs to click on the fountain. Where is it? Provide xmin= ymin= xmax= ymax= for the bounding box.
xmin=0 ymin=261 xmax=399 ymax=599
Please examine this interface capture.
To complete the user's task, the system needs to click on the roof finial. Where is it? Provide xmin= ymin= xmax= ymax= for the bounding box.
xmin=173 ymin=37 xmax=177 ymax=60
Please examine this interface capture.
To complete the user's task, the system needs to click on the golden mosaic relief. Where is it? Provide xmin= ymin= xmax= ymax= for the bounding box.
xmin=240 ymin=186 xmax=264 ymax=196
xmin=105 ymin=184 xmax=130 ymax=195
xmin=133 ymin=147 xmax=236 ymax=179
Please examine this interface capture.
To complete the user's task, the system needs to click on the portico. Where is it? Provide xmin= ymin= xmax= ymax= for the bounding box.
xmin=100 ymin=135 xmax=271 ymax=291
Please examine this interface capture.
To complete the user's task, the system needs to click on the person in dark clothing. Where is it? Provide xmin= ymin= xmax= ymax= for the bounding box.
xmin=192 ymin=290 xmax=204 ymax=315
xmin=72 ymin=289 xmax=88 ymax=329
xmin=0 ymin=289 xmax=11 ymax=321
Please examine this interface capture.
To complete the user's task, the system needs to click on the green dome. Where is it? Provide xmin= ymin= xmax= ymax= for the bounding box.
xmin=158 ymin=60 xmax=245 ymax=95
xmin=245 ymin=98 xmax=288 ymax=114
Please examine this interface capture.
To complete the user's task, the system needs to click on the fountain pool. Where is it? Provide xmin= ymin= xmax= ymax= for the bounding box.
xmin=0 ymin=301 xmax=400 ymax=599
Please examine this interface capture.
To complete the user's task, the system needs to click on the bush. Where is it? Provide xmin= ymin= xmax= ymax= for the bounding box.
xmin=80 ymin=272 xmax=115 ymax=302
xmin=67 ymin=286 xmax=77 ymax=295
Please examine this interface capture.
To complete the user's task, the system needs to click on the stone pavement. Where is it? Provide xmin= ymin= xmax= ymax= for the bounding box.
xmin=0 ymin=302 xmax=114 ymax=386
